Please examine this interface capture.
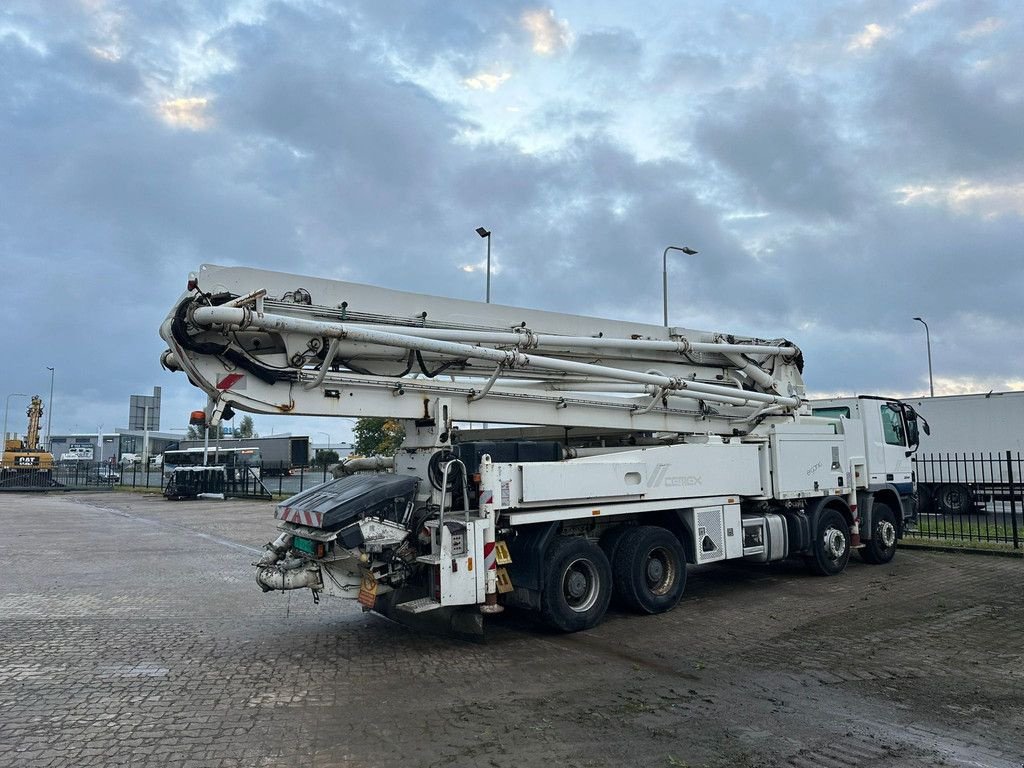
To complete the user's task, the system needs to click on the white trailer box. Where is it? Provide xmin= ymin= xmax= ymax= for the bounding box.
xmin=905 ymin=391 xmax=1024 ymax=514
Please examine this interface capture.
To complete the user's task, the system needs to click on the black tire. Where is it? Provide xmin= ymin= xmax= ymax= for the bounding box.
xmin=936 ymin=484 xmax=973 ymax=516
xmin=612 ymin=526 xmax=687 ymax=614
xmin=860 ymin=502 xmax=898 ymax=565
xmin=806 ymin=506 xmax=851 ymax=576
xmin=540 ymin=536 xmax=612 ymax=633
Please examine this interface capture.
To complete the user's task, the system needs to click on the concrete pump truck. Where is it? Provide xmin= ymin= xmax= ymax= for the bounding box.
xmin=160 ymin=264 xmax=925 ymax=633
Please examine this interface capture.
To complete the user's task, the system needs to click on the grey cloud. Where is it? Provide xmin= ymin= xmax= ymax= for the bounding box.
xmin=649 ymin=49 xmax=726 ymax=92
xmin=573 ymin=28 xmax=643 ymax=72
xmin=871 ymin=50 xmax=1024 ymax=175
xmin=692 ymin=78 xmax=863 ymax=219
xmin=1 ymin=0 xmax=1022 ymax=438
xmin=349 ymin=0 xmax=538 ymax=72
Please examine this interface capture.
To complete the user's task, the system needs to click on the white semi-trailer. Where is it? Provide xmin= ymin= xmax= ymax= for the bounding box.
xmin=903 ymin=392 xmax=1024 ymax=515
xmin=160 ymin=264 xmax=927 ymax=633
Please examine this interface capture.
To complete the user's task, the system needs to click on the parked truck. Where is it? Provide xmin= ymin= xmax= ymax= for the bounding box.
xmin=902 ymin=391 xmax=1024 ymax=515
xmin=170 ymin=435 xmax=310 ymax=476
xmin=159 ymin=264 xmax=927 ymax=633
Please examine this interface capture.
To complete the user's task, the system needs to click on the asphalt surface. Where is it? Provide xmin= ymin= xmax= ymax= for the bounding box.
xmin=1 ymin=491 xmax=1023 ymax=768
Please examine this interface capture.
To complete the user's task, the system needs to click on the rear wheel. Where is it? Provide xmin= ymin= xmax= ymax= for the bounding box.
xmin=936 ymin=484 xmax=973 ymax=516
xmin=612 ymin=526 xmax=687 ymax=614
xmin=860 ymin=503 xmax=898 ymax=565
xmin=806 ymin=507 xmax=851 ymax=576
xmin=540 ymin=537 xmax=612 ymax=633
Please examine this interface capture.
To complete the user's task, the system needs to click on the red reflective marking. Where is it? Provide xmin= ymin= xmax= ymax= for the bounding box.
xmin=217 ymin=373 xmax=244 ymax=390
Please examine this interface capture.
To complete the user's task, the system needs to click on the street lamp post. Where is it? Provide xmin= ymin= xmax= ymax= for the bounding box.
xmin=912 ymin=317 xmax=934 ymax=397
xmin=662 ymin=246 xmax=698 ymax=327
xmin=142 ymin=404 xmax=151 ymax=466
xmin=317 ymin=431 xmax=331 ymax=457
xmin=3 ymin=393 xmax=29 ymax=450
xmin=476 ymin=227 xmax=492 ymax=303
xmin=46 ymin=366 xmax=54 ymax=450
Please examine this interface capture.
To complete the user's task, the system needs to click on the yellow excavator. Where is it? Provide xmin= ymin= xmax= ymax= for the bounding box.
xmin=1 ymin=395 xmax=56 ymax=487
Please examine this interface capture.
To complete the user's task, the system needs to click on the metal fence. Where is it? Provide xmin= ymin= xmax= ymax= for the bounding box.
xmin=0 ymin=459 xmax=334 ymax=497
xmin=14 ymin=454 xmax=1018 ymax=548
xmin=0 ymin=461 xmax=122 ymax=491
xmin=911 ymin=451 xmax=1021 ymax=549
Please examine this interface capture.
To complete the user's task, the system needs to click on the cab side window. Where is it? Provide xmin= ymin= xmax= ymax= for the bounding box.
xmin=881 ymin=404 xmax=905 ymax=446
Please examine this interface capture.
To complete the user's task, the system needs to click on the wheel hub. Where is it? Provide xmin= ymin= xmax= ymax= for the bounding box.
xmin=878 ymin=520 xmax=897 ymax=548
xmin=562 ymin=558 xmax=600 ymax=613
xmin=646 ymin=557 xmax=665 ymax=583
xmin=567 ymin=571 xmax=588 ymax=599
xmin=824 ymin=527 xmax=847 ymax=559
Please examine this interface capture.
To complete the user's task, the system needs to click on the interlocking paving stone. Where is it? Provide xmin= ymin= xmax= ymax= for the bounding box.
xmin=1 ymin=492 xmax=1022 ymax=767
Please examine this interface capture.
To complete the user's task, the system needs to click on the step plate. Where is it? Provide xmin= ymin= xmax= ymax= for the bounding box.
xmin=395 ymin=597 xmax=443 ymax=614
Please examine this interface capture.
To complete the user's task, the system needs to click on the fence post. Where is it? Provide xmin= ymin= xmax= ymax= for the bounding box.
xmin=1007 ymin=450 xmax=1020 ymax=550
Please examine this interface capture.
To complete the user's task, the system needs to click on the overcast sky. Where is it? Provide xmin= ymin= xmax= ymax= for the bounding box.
xmin=2 ymin=0 xmax=1022 ymax=442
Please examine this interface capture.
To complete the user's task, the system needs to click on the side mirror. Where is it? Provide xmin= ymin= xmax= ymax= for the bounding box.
xmin=907 ymin=419 xmax=919 ymax=447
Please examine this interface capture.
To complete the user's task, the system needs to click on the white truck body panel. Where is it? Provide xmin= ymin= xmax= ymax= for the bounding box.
xmin=767 ymin=423 xmax=851 ymax=498
xmin=901 ymin=392 xmax=1024 ymax=502
xmin=907 ymin=392 xmax=1024 ymax=454
xmin=508 ymin=442 xmax=765 ymax=508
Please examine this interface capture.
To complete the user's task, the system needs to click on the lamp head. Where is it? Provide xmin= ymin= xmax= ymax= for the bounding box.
xmin=476 ymin=227 xmax=490 ymax=238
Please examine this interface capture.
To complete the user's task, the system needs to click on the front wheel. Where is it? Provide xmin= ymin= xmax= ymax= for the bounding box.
xmin=860 ymin=503 xmax=898 ymax=565
xmin=612 ymin=526 xmax=687 ymax=614
xmin=806 ymin=507 xmax=851 ymax=576
xmin=540 ymin=537 xmax=612 ymax=633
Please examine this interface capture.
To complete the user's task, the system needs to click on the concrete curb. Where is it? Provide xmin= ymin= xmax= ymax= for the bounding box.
xmin=900 ymin=540 xmax=1024 ymax=559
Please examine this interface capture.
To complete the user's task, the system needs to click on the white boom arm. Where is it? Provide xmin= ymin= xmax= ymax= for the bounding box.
xmin=160 ymin=264 xmax=806 ymax=434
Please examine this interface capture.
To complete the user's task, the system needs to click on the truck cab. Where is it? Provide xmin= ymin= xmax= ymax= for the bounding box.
xmin=810 ymin=396 xmax=925 ymax=532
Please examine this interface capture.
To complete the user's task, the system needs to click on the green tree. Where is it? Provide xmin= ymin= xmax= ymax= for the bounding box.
xmin=236 ymin=415 xmax=258 ymax=438
xmin=186 ymin=423 xmax=223 ymax=440
xmin=353 ymin=417 xmax=405 ymax=456
xmin=313 ymin=449 xmax=340 ymax=468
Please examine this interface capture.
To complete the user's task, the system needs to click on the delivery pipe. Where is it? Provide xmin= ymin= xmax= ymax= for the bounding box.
xmin=723 ymin=352 xmax=776 ymax=390
xmin=334 ymin=455 xmax=395 ymax=476
xmin=342 ymin=323 xmax=798 ymax=358
xmin=191 ymin=306 xmax=801 ymax=408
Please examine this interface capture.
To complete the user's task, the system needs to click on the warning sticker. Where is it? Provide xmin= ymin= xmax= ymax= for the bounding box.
xmin=500 ymin=480 xmax=511 ymax=507
xmin=357 ymin=572 xmax=378 ymax=609
xmin=494 ymin=541 xmax=512 ymax=565
xmin=495 ymin=568 xmax=514 ymax=594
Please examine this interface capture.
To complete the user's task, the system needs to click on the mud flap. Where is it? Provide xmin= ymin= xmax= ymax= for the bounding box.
xmin=373 ymin=587 xmax=485 ymax=643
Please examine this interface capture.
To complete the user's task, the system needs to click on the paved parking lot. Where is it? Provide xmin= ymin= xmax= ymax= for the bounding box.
xmin=1 ymin=491 xmax=1023 ymax=768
